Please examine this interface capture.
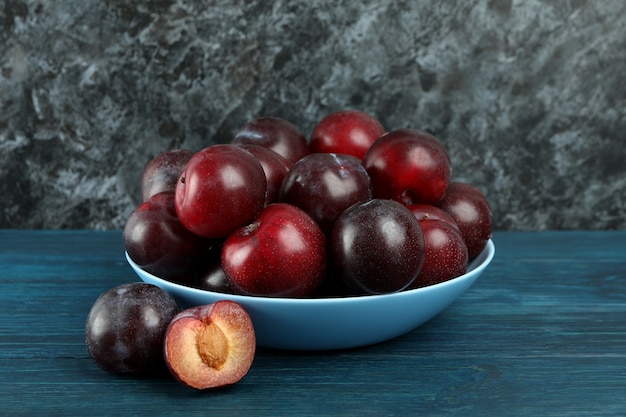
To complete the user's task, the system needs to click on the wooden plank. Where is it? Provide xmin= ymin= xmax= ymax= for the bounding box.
xmin=0 ymin=230 xmax=625 ymax=416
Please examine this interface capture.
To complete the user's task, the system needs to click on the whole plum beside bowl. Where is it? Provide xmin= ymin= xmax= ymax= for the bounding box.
xmin=85 ymin=282 xmax=181 ymax=374
xmin=126 ymin=240 xmax=494 ymax=351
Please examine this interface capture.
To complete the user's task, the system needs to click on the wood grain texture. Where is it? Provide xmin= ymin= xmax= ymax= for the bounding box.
xmin=1 ymin=230 xmax=625 ymax=416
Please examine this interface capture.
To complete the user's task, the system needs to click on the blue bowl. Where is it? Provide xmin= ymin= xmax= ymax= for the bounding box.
xmin=127 ymin=240 xmax=495 ymax=351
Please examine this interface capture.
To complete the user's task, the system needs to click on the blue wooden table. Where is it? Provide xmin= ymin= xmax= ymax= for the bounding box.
xmin=1 ymin=230 xmax=625 ymax=416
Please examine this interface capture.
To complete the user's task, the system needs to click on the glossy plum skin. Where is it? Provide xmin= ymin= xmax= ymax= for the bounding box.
xmin=232 ymin=116 xmax=309 ymax=166
xmin=85 ymin=283 xmax=180 ymax=375
xmin=330 ymin=199 xmax=425 ymax=294
xmin=124 ymin=191 xmax=208 ymax=281
xmin=222 ymin=203 xmax=327 ymax=298
xmin=437 ymin=182 xmax=492 ymax=261
xmin=408 ymin=219 xmax=468 ymax=289
xmin=141 ymin=149 xmax=195 ymax=202
xmin=279 ymin=153 xmax=373 ymax=235
xmin=193 ymin=245 xmax=240 ymax=295
xmin=407 ymin=203 xmax=460 ymax=232
xmin=362 ymin=129 xmax=451 ymax=205
xmin=309 ymin=110 xmax=385 ymax=159
xmin=175 ymin=144 xmax=267 ymax=239
xmin=237 ymin=144 xmax=290 ymax=205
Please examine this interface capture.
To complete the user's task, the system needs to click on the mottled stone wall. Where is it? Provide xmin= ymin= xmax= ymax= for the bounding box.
xmin=1 ymin=0 xmax=625 ymax=230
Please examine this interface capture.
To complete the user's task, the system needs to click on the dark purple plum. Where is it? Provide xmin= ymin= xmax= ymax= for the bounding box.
xmin=279 ymin=153 xmax=372 ymax=235
xmin=192 ymin=244 xmax=240 ymax=294
xmin=85 ymin=282 xmax=180 ymax=375
xmin=141 ymin=149 xmax=195 ymax=202
xmin=237 ymin=144 xmax=291 ymax=205
xmin=195 ymin=260 xmax=239 ymax=294
xmin=437 ymin=182 xmax=492 ymax=261
xmin=330 ymin=199 xmax=425 ymax=294
xmin=124 ymin=191 xmax=209 ymax=281
xmin=232 ymin=116 xmax=309 ymax=166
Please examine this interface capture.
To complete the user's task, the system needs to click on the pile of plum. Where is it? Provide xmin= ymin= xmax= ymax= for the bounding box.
xmin=86 ymin=110 xmax=492 ymax=390
xmin=125 ymin=110 xmax=492 ymax=298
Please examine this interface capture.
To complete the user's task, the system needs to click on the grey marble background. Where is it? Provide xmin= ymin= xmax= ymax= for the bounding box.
xmin=1 ymin=0 xmax=625 ymax=230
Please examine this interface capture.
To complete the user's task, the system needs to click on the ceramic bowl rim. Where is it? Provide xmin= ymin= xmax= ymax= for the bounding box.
xmin=126 ymin=239 xmax=495 ymax=306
